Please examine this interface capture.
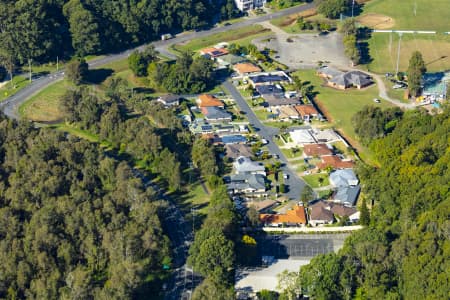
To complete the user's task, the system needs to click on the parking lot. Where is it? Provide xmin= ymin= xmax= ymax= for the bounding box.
xmin=257 ymin=233 xmax=350 ymax=259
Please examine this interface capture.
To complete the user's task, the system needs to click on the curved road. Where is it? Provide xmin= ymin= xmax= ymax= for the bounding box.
xmin=0 ymin=2 xmax=315 ymax=119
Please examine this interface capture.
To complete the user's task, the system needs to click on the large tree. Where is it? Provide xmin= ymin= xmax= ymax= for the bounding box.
xmin=318 ymin=0 xmax=350 ymax=19
xmin=407 ymin=51 xmax=426 ymax=97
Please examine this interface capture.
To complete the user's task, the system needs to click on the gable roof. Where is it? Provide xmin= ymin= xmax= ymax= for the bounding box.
xmin=198 ymin=94 xmax=224 ymax=107
xmin=333 ymin=185 xmax=361 ymax=206
xmin=221 ymin=135 xmax=247 ymax=144
xmin=329 ymin=169 xmax=359 ymax=187
xmin=234 ymin=63 xmax=262 ymax=74
xmin=330 ymin=70 xmax=372 ymax=88
xmin=247 ymin=199 xmax=277 ymax=212
xmin=256 ymin=84 xmax=284 ymax=96
xmin=317 ymin=155 xmax=355 ymax=170
xmin=225 ymin=144 xmax=253 ymax=159
xmin=318 ymin=66 xmax=344 ymax=78
xmin=157 ymin=94 xmax=181 ymax=104
xmin=303 ymin=144 xmax=333 ymax=157
xmin=310 ymin=200 xmax=357 ymax=218
xmin=294 ymin=105 xmax=319 ymax=117
xmin=200 ymin=47 xmax=229 ymax=57
xmin=310 ymin=203 xmax=334 ymax=222
xmin=278 ymin=106 xmax=300 ymax=119
xmin=201 ymin=106 xmax=232 ymax=120
xmin=260 ymin=205 xmax=307 ymax=225
xmin=227 ymin=173 xmax=266 ymax=192
xmin=264 ymin=95 xmax=302 ymax=107
xmin=249 ymin=73 xmax=290 ymax=84
xmin=233 ymin=156 xmax=265 ymax=173
xmin=218 ymin=54 xmax=247 ymax=65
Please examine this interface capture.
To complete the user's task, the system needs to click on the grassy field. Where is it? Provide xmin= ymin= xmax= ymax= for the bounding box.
xmin=19 ymin=80 xmax=69 ymax=122
xmin=302 ymin=173 xmax=330 ymax=188
xmin=292 ymin=69 xmax=393 ymax=162
xmin=362 ymin=0 xmax=450 ymax=31
xmin=0 ymin=76 xmax=30 ymax=102
xmin=359 ymin=0 xmax=450 ymax=73
xmin=172 ymin=25 xmax=271 ymax=52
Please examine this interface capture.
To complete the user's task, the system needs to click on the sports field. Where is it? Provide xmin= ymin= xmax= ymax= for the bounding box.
xmin=358 ymin=0 xmax=450 ymax=73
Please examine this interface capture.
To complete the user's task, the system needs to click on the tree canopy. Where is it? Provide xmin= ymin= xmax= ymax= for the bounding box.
xmin=407 ymin=51 xmax=427 ymax=97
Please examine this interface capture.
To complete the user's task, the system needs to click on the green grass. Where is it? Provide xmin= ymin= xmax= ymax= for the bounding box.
xmin=292 ymin=69 xmax=393 ymax=163
xmin=19 ymin=79 xmax=69 ymax=122
xmin=281 ymin=147 xmax=303 ymax=159
xmin=172 ymin=25 xmax=271 ymax=52
xmin=362 ymin=0 xmax=450 ymax=32
xmin=96 ymin=57 xmax=129 ymax=73
xmin=302 ymin=173 xmax=330 ymax=188
xmin=359 ymin=0 xmax=450 ymax=73
xmin=363 ymin=33 xmax=450 ymax=73
xmin=0 ymin=76 xmax=30 ymax=102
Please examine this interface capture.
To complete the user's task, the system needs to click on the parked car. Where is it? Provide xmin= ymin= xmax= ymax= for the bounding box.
xmin=373 ymin=98 xmax=381 ymax=103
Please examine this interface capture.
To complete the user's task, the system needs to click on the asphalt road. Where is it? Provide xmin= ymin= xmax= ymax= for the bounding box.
xmin=0 ymin=2 xmax=315 ymax=119
xmin=258 ymin=233 xmax=350 ymax=259
xmin=223 ymin=81 xmax=306 ymax=200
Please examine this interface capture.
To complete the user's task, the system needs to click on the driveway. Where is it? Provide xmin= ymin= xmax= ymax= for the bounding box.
xmin=223 ymin=81 xmax=306 ymax=200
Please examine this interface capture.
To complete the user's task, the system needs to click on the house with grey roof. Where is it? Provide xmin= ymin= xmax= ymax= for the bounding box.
xmin=248 ymin=71 xmax=292 ymax=87
xmin=216 ymin=54 xmax=247 ymax=66
xmin=332 ymin=185 xmax=361 ymax=206
xmin=329 ymin=169 xmax=359 ymax=187
xmin=157 ymin=94 xmax=182 ymax=107
xmin=225 ymin=173 xmax=267 ymax=197
xmin=201 ymin=106 xmax=232 ymax=123
xmin=318 ymin=66 xmax=373 ymax=90
xmin=233 ymin=156 xmax=266 ymax=175
xmin=225 ymin=144 xmax=253 ymax=160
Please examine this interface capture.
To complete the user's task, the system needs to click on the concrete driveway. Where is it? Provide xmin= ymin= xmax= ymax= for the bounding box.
xmin=223 ymin=81 xmax=306 ymax=200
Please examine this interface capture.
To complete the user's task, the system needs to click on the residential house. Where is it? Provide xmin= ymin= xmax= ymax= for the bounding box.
xmin=329 ymin=169 xmax=360 ymax=206
xmin=317 ymin=155 xmax=355 ymax=170
xmin=303 ymin=144 xmax=333 ymax=158
xmin=221 ymin=135 xmax=248 ymax=144
xmin=216 ymin=54 xmax=247 ymax=66
xmin=233 ymin=156 xmax=266 ymax=175
xmin=277 ymin=106 xmax=300 ymax=121
xmin=197 ymin=94 xmax=225 ymax=109
xmin=310 ymin=128 xmax=341 ymax=143
xmin=233 ymin=63 xmax=262 ymax=76
xmin=226 ymin=173 xmax=267 ymax=197
xmin=225 ymin=144 xmax=253 ymax=160
xmin=234 ymin=0 xmax=266 ymax=11
xmin=201 ymin=106 xmax=232 ymax=123
xmin=199 ymin=47 xmax=229 ymax=59
xmin=294 ymin=105 xmax=320 ymax=121
xmin=289 ymin=128 xmax=316 ymax=146
xmin=309 ymin=200 xmax=359 ymax=226
xmin=259 ymin=205 xmax=307 ymax=227
xmin=255 ymin=84 xmax=284 ymax=97
xmin=289 ymin=128 xmax=341 ymax=146
xmin=264 ymin=95 xmax=302 ymax=112
xmin=309 ymin=201 xmax=334 ymax=226
xmin=157 ymin=94 xmax=182 ymax=107
xmin=317 ymin=66 xmax=372 ymax=90
xmin=248 ymin=71 xmax=292 ymax=87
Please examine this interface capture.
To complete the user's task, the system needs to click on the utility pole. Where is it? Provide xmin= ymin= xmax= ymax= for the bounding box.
xmin=56 ymin=56 xmax=59 ymax=72
xmin=396 ymin=33 xmax=403 ymax=76
xmin=28 ymin=58 xmax=32 ymax=82
xmin=351 ymin=0 xmax=355 ymax=18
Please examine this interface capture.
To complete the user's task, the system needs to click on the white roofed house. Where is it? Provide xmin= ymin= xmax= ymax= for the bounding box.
xmin=233 ymin=156 xmax=266 ymax=175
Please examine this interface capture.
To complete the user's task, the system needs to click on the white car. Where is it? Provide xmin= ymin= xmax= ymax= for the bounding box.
xmin=373 ymin=98 xmax=381 ymax=103
xmin=261 ymin=139 xmax=268 ymax=145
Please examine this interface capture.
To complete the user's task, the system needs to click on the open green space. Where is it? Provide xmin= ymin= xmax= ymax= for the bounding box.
xmin=362 ymin=0 xmax=450 ymax=32
xmin=302 ymin=173 xmax=330 ymax=188
xmin=280 ymin=147 xmax=303 ymax=159
xmin=364 ymin=33 xmax=450 ymax=73
xmin=172 ymin=25 xmax=271 ymax=53
xmin=19 ymin=79 xmax=69 ymax=122
xmin=0 ymin=76 xmax=29 ymax=102
xmin=292 ymin=69 xmax=393 ymax=162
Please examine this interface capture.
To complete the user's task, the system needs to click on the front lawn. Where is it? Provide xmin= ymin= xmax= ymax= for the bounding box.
xmin=302 ymin=173 xmax=330 ymax=188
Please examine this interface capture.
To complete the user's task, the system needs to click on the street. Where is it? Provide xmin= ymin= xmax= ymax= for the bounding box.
xmin=223 ymin=81 xmax=306 ymax=200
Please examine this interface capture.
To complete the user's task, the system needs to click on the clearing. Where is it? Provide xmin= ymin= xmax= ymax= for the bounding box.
xmin=357 ymin=13 xmax=395 ymax=29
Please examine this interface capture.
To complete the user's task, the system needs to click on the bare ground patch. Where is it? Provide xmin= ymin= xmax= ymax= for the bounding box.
xmin=278 ymin=8 xmax=317 ymax=27
xmin=358 ymin=13 xmax=395 ymax=29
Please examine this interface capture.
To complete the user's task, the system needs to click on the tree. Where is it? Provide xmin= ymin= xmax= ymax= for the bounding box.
xmin=300 ymin=185 xmax=314 ymax=203
xmin=277 ymin=270 xmax=301 ymax=300
xmin=407 ymin=51 xmax=426 ymax=97
xmin=343 ymin=34 xmax=360 ymax=65
xmin=359 ymin=198 xmax=370 ymax=226
xmin=128 ymin=51 xmax=147 ymax=77
xmin=340 ymin=18 xmax=357 ymax=36
xmin=65 ymin=59 xmax=88 ymax=85
xmin=318 ymin=0 xmax=350 ymax=19
xmin=246 ymin=206 xmax=260 ymax=227
xmin=192 ymin=277 xmax=234 ymax=300
xmin=257 ymin=289 xmax=279 ymax=300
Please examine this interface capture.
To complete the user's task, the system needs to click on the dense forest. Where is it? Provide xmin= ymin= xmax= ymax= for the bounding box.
xmin=281 ymin=106 xmax=450 ymax=299
xmin=0 ymin=0 xmax=238 ymax=66
xmin=0 ymin=116 xmax=172 ymax=298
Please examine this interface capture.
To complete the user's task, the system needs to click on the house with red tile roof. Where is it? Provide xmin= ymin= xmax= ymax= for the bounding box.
xmin=317 ymin=155 xmax=354 ymax=170
xmin=233 ymin=63 xmax=262 ymax=76
xmin=303 ymin=144 xmax=333 ymax=158
xmin=196 ymin=94 xmax=224 ymax=108
xmin=260 ymin=205 xmax=307 ymax=226
xmin=294 ymin=105 xmax=320 ymax=121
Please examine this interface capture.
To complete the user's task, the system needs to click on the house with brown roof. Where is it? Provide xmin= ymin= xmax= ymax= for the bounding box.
xmin=197 ymin=94 xmax=225 ymax=108
xmin=225 ymin=144 xmax=253 ymax=160
xmin=309 ymin=200 xmax=359 ymax=226
xmin=247 ymin=199 xmax=277 ymax=213
xmin=260 ymin=205 xmax=307 ymax=227
xmin=294 ymin=105 xmax=320 ymax=121
xmin=303 ymin=144 xmax=333 ymax=158
xmin=317 ymin=155 xmax=355 ymax=170
xmin=233 ymin=63 xmax=262 ymax=76
xmin=277 ymin=106 xmax=300 ymax=121
xmin=200 ymin=47 xmax=229 ymax=59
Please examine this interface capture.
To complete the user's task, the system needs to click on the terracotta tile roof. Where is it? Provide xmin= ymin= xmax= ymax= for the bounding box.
xmin=200 ymin=47 xmax=229 ymax=57
xmin=259 ymin=205 xmax=307 ymax=225
xmin=233 ymin=63 xmax=262 ymax=74
xmin=303 ymin=144 xmax=333 ymax=157
xmin=294 ymin=105 xmax=319 ymax=117
xmin=197 ymin=94 xmax=224 ymax=107
xmin=317 ymin=155 xmax=354 ymax=170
